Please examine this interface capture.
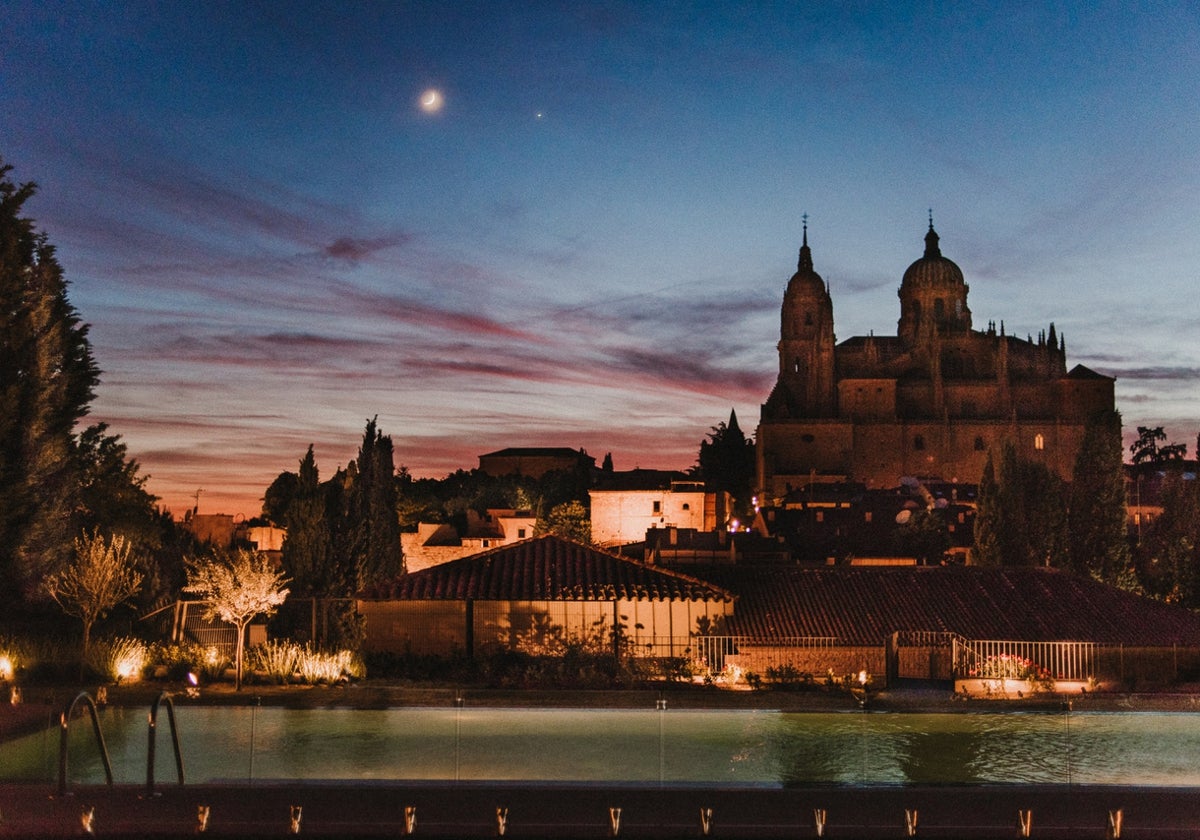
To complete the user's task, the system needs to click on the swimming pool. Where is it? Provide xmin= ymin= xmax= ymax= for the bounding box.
xmin=6 ymin=705 xmax=1200 ymax=787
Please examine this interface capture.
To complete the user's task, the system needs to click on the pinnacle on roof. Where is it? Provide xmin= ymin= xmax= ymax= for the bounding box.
xmin=924 ymin=210 xmax=942 ymax=258
xmin=798 ymin=213 xmax=813 ymax=272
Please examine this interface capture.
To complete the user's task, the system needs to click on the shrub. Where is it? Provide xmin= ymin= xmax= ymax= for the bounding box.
xmin=247 ymin=641 xmax=365 ymax=685
xmin=251 ymin=640 xmax=303 ymax=684
xmin=86 ymin=636 xmax=148 ymax=683
xmin=146 ymin=641 xmax=230 ymax=682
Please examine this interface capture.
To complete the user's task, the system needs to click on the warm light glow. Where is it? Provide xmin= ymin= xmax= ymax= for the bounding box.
xmin=187 ymin=672 xmax=199 ymax=686
xmin=858 ymin=670 xmax=869 ymax=686
xmin=0 ymin=654 xmax=13 ymax=680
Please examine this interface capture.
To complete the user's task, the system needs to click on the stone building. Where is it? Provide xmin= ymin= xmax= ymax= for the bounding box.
xmin=757 ymin=220 xmax=1115 ymax=501
xmin=589 ymin=469 xmax=730 ymax=548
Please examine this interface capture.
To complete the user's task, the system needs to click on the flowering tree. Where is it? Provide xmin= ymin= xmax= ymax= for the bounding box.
xmin=184 ymin=548 xmax=290 ymax=690
xmin=45 ymin=530 xmax=143 ymax=670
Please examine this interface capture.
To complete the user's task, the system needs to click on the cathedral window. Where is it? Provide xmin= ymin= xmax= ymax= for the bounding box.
xmin=1035 ymin=434 xmax=1045 ymax=451
xmin=934 ymin=298 xmax=945 ymax=319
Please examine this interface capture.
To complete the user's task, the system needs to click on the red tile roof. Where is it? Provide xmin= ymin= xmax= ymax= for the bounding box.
xmin=712 ymin=566 xmax=1200 ymax=645
xmin=364 ymin=535 xmax=736 ymax=603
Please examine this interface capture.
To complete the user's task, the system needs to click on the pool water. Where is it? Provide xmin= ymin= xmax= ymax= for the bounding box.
xmin=5 ymin=706 xmax=1200 ymax=787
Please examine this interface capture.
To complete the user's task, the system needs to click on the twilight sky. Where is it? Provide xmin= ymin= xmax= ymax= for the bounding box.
xmin=2 ymin=2 xmax=1198 ymax=518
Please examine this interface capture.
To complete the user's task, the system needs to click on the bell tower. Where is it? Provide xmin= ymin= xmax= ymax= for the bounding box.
xmin=773 ymin=218 xmax=836 ymax=417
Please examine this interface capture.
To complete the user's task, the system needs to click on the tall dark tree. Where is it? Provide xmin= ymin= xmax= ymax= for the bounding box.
xmin=1135 ymin=471 xmax=1200 ymax=605
xmin=972 ymin=442 xmax=1067 ymax=567
xmin=281 ymin=445 xmax=334 ymax=596
xmin=696 ymin=409 xmax=756 ymax=519
xmin=972 ymin=450 xmax=1002 ymax=565
xmin=349 ymin=418 xmax=403 ymax=588
xmin=1069 ymin=410 xmax=1135 ymax=587
xmin=0 ymin=160 xmax=99 ymax=602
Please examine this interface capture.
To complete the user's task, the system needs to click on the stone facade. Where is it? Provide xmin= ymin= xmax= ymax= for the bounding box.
xmin=757 ymin=221 xmax=1115 ymax=500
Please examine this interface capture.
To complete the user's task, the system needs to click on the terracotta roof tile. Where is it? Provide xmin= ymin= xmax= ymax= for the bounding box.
xmin=708 ymin=566 xmax=1200 ymax=645
xmin=363 ymin=535 xmax=735 ymax=603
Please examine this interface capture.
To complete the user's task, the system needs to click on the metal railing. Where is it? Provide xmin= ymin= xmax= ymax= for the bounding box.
xmin=628 ymin=635 xmax=838 ymax=674
xmin=146 ymin=691 xmax=185 ymax=795
xmin=953 ymin=638 xmax=1095 ymax=682
xmin=58 ymin=691 xmax=113 ymax=796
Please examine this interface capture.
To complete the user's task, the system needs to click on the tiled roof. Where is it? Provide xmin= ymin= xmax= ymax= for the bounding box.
xmin=364 ymin=535 xmax=736 ymax=603
xmin=592 ymin=469 xmax=694 ymax=492
xmin=478 ymin=447 xmax=589 ymax=458
xmin=1067 ymin=364 xmax=1113 ymax=380
xmin=708 ymin=566 xmax=1200 ymax=646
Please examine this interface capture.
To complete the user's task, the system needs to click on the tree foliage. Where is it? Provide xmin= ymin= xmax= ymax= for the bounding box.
xmin=892 ymin=507 xmax=950 ymax=565
xmin=184 ymin=548 xmax=289 ymax=690
xmin=695 ymin=409 xmax=756 ymax=519
xmin=1130 ymin=426 xmax=1187 ymax=466
xmin=535 ymin=500 xmax=592 ymax=544
xmin=1135 ymin=471 xmax=1200 ymax=606
xmin=281 ymin=445 xmax=333 ymax=595
xmin=351 ymin=418 xmax=403 ymax=588
xmin=1068 ymin=410 xmax=1134 ymax=587
xmin=0 ymin=159 xmax=100 ymax=602
xmin=972 ymin=443 xmax=1067 ymax=567
xmin=45 ymin=530 xmax=143 ymax=664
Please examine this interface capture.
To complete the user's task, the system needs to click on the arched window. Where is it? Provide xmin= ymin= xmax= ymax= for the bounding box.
xmin=1035 ymin=433 xmax=1045 ymax=451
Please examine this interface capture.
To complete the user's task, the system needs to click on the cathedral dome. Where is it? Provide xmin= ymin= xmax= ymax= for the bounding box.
xmin=897 ymin=219 xmax=971 ymax=343
xmin=901 ymin=223 xmax=965 ymax=288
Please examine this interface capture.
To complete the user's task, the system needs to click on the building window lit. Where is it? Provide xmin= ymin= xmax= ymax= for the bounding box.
xmin=1035 ymin=434 xmax=1045 ymax=451
xmin=864 ymin=511 xmax=872 ymax=523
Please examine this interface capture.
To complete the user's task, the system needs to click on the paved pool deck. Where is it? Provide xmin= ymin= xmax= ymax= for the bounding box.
xmin=2 ymin=780 xmax=1200 ymax=838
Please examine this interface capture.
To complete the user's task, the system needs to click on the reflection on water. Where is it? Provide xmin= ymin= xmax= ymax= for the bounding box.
xmin=5 ymin=706 xmax=1200 ymax=787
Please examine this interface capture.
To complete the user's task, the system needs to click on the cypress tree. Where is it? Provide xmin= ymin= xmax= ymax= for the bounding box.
xmin=972 ymin=450 xmax=1002 ymax=565
xmin=1068 ymin=410 xmax=1134 ymax=586
xmin=281 ymin=445 xmax=333 ymax=596
xmin=0 ymin=160 xmax=99 ymax=602
xmin=350 ymin=418 xmax=403 ymax=589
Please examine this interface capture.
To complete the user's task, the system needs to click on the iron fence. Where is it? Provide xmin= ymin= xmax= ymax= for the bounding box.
xmin=953 ymin=638 xmax=1095 ymax=682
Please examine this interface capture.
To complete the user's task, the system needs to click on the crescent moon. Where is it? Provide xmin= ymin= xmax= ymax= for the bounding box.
xmin=420 ymin=89 xmax=443 ymax=113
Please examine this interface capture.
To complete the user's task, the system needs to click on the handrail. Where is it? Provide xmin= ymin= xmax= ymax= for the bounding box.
xmin=146 ymin=690 xmax=185 ymax=795
xmin=58 ymin=691 xmax=114 ymax=796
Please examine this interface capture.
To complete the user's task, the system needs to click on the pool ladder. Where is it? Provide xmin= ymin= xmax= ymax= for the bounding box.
xmin=57 ymin=690 xmax=185 ymax=796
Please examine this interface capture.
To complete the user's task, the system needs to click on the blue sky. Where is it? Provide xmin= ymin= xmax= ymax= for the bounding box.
xmin=2 ymin=2 xmax=1198 ymax=516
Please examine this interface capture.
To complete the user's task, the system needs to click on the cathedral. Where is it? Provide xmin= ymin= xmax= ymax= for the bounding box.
xmin=756 ymin=219 xmax=1115 ymax=501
